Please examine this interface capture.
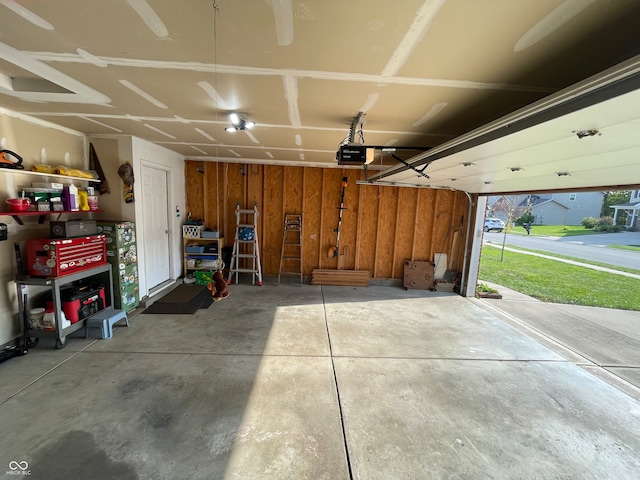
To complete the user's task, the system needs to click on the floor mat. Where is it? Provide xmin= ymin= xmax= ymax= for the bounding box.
xmin=142 ymin=287 xmax=213 ymax=314
xmin=154 ymin=284 xmax=205 ymax=304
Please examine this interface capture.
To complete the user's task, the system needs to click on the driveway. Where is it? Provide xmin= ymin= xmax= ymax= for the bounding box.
xmin=477 ymin=281 xmax=640 ymax=401
xmin=484 ymin=230 xmax=640 ymax=271
xmin=480 ymin=230 xmax=640 ymax=398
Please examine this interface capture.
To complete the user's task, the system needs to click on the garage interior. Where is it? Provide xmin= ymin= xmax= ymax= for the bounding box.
xmin=2 ymin=1 xmax=640 ymax=478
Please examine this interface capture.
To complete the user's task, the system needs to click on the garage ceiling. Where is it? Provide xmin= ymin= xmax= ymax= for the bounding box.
xmin=1 ymin=0 xmax=639 ymax=194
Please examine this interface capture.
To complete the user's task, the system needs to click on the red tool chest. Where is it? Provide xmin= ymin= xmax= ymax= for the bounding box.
xmin=26 ymin=235 xmax=107 ymax=277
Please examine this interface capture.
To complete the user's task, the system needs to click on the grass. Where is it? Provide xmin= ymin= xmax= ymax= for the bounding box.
xmin=507 ymin=225 xmax=602 ymax=237
xmin=609 ymin=244 xmax=640 ymax=252
xmin=478 ymin=246 xmax=640 ymax=311
xmin=493 ymin=243 xmax=640 ymax=275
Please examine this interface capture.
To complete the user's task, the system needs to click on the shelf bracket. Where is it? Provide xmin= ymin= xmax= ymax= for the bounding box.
xmin=10 ymin=215 xmax=24 ymax=226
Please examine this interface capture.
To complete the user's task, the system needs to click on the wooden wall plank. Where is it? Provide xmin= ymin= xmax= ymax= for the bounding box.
xmin=393 ymin=188 xmax=418 ymax=278
xmin=303 ymin=168 xmax=322 ymax=276
xmin=203 ymin=163 xmax=220 ymax=230
xmin=340 ymin=170 xmax=359 ymax=270
xmin=263 ymin=165 xmax=284 ymax=275
xmin=374 ymin=186 xmax=398 ymax=278
xmin=227 ymin=163 xmax=248 ymax=270
xmin=283 ymin=166 xmax=304 ymax=215
xmin=184 ymin=161 xmax=204 ymax=221
xmin=354 ymin=178 xmax=364 ymax=270
xmin=431 ymin=190 xmax=456 ymax=263
xmin=320 ymin=169 xmax=344 ymax=269
xmin=413 ymin=188 xmax=436 ymax=261
xmin=357 ymin=184 xmax=379 ymax=274
xmin=450 ymin=192 xmax=470 ymax=271
xmin=247 ymin=164 xmax=263 ymax=211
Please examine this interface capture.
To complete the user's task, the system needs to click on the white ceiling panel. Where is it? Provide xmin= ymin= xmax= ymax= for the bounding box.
xmin=1 ymin=0 xmax=640 ymax=189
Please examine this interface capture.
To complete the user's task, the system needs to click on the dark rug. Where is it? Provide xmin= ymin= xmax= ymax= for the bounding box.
xmin=154 ymin=284 xmax=204 ymax=303
xmin=142 ymin=286 xmax=213 ymax=314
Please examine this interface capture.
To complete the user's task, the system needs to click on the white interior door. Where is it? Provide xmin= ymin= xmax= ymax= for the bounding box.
xmin=142 ymin=165 xmax=171 ymax=290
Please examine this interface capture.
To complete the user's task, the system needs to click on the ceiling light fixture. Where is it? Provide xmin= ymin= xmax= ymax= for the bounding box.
xmin=225 ymin=113 xmax=255 ymax=132
xmin=574 ymin=129 xmax=600 ymax=139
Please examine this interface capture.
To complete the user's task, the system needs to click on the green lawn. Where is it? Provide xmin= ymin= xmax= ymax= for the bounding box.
xmin=609 ymin=244 xmax=640 ymax=252
xmin=507 ymin=225 xmax=602 ymax=237
xmin=496 ymin=244 xmax=640 ymax=275
xmin=478 ymin=246 xmax=640 ymax=311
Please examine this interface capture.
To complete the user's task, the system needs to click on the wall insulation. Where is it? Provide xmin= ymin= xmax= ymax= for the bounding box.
xmin=184 ymin=161 xmax=469 ymax=280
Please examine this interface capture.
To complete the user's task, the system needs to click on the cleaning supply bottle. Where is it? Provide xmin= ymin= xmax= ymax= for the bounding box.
xmin=68 ymin=184 xmax=79 ymax=211
xmin=78 ymin=189 xmax=90 ymax=211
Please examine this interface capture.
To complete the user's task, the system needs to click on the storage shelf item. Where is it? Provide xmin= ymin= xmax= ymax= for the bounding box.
xmin=98 ymin=221 xmax=140 ymax=313
xmin=1 ymin=168 xmax=101 ymax=224
xmin=16 ymin=263 xmax=114 ymax=349
xmin=183 ymin=234 xmax=224 ymax=277
xmin=0 ymin=168 xmax=100 ymax=183
xmin=182 ymin=224 xmax=203 ymax=238
xmin=0 ymin=209 xmax=102 ymax=226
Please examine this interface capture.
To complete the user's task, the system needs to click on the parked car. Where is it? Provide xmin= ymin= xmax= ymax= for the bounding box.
xmin=484 ymin=217 xmax=505 ymax=232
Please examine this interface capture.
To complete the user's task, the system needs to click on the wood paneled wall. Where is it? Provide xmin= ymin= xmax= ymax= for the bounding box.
xmin=185 ymin=161 xmax=469 ymax=279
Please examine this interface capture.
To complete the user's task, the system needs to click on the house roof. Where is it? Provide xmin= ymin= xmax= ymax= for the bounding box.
xmin=2 ymin=0 xmax=640 ymax=194
xmin=611 ymin=202 xmax=640 ymax=209
xmin=528 ymin=199 xmax=568 ymax=210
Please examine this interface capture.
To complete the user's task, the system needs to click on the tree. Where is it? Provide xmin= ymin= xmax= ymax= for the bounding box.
xmin=488 ymin=195 xmax=534 ymax=261
xmin=601 ymin=190 xmax=630 ymax=225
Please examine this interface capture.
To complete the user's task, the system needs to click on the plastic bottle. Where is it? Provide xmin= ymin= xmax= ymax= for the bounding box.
xmin=68 ymin=184 xmax=79 ymax=211
xmin=43 ymin=310 xmax=56 ymax=330
xmin=78 ymin=189 xmax=90 ymax=211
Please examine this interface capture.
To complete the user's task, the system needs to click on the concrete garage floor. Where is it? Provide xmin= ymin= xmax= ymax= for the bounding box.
xmin=2 ymin=283 xmax=640 ymax=479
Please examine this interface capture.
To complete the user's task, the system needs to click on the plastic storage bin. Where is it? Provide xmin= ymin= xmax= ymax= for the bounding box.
xmin=183 ymin=225 xmax=203 ymax=238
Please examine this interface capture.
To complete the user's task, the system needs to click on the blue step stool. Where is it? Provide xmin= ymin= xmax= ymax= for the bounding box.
xmin=85 ymin=308 xmax=129 ymax=339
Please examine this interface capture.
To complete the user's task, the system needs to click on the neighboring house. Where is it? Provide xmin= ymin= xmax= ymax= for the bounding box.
xmin=612 ymin=190 xmax=640 ymax=229
xmin=488 ymin=192 xmax=604 ymax=225
xmin=518 ymin=195 xmax=568 ymax=225
xmin=548 ymin=192 xmax=604 ymax=225
xmin=487 ymin=194 xmax=528 ymax=223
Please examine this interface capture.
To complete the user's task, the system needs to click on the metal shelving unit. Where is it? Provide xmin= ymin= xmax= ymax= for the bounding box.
xmin=15 ymin=263 xmax=114 ymax=349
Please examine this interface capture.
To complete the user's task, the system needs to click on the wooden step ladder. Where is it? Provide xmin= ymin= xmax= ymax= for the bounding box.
xmin=278 ymin=214 xmax=303 ymax=285
xmin=228 ymin=203 xmax=263 ymax=286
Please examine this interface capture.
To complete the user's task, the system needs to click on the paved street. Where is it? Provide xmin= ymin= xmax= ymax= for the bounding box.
xmin=484 ymin=230 xmax=640 ymax=271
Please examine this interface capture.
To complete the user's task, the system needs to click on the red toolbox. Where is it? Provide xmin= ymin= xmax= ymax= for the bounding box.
xmin=27 ymin=235 xmax=107 ymax=277
xmin=46 ymin=286 xmax=107 ymax=324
